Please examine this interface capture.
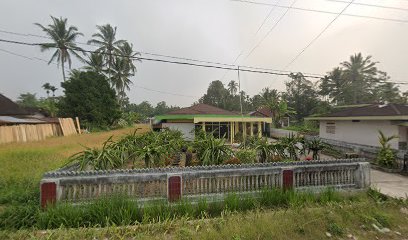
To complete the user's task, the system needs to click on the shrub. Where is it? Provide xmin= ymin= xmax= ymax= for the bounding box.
xmin=235 ymin=149 xmax=256 ymax=164
xmin=224 ymin=157 xmax=241 ymax=165
xmin=376 ymin=131 xmax=398 ymax=168
xmin=194 ymin=132 xmax=232 ymax=165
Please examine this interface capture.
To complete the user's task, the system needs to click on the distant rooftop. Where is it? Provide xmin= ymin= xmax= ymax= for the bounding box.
xmin=165 ymin=103 xmax=238 ymax=116
xmin=307 ymin=103 xmax=408 ymax=120
xmin=0 ymin=93 xmax=28 ymax=116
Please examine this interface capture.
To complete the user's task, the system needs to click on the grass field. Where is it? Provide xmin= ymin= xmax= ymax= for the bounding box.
xmin=0 ymin=194 xmax=407 ymax=239
xmin=0 ymin=124 xmax=150 ymax=182
xmin=1 ymin=125 xmax=407 ymax=239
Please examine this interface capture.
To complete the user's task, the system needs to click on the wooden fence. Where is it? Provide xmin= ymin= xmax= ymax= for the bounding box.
xmin=40 ymin=159 xmax=370 ymax=207
xmin=0 ymin=117 xmax=79 ymax=144
xmin=0 ymin=123 xmax=62 ymax=144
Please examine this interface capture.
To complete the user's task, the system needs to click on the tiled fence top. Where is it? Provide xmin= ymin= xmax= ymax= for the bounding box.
xmin=44 ymin=158 xmax=367 ymax=178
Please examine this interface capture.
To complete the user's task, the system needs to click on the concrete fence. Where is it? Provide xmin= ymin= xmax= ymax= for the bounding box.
xmin=40 ymin=159 xmax=370 ymax=207
xmin=270 ymin=128 xmax=299 ymax=138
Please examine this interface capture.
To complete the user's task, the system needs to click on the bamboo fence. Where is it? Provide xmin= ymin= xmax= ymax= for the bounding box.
xmin=0 ymin=117 xmax=79 ymax=144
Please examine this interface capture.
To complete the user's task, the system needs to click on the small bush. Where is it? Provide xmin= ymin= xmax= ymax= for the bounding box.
xmin=224 ymin=157 xmax=241 ymax=165
xmin=235 ymin=149 xmax=256 ymax=164
xmin=327 ymin=222 xmax=344 ymax=236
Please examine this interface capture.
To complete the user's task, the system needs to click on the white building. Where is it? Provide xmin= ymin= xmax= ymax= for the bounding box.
xmin=306 ymin=104 xmax=408 ymax=150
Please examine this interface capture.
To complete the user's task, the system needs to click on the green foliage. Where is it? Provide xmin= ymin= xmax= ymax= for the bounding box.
xmin=57 ymin=70 xmax=121 ymax=128
xmin=235 ymin=149 xmax=257 ymax=164
xmin=284 ymin=121 xmax=319 ymax=135
xmin=0 ymin=188 xmax=359 ymax=231
xmin=280 ymin=134 xmax=304 ymax=160
xmin=376 ymin=130 xmax=398 ymax=168
xmin=67 ymin=129 xmax=185 ymax=170
xmin=16 ymin=92 xmax=39 ymax=108
xmin=35 ymin=16 xmax=85 ymax=81
xmin=304 ymin=138 xmax=335 ymax=160
xmin=327 ymin=222 xmax=344 ymax=236
xmin=286 ymin=73 xmax=320 ymax=123
xmin=194 ymin=131 xmax=233 ymax=165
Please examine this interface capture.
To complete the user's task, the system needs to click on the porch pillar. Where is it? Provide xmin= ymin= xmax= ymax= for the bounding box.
xmin=243 ymin=122 xmax=247 ymax=139
xmin=250 ymin=122 xmax=254 ymax=137
xmin=230 ymin=122 xmax=234 ymax=144
xmin=258 ymin=121 xmax=262 ymax=138
xmin=202 ymin=122 xmax=205 ymax=131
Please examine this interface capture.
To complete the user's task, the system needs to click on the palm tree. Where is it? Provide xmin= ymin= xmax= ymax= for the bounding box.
xmin=341 ymin=53 xmax=378 ymax=104
xmin=35 ymin=16 xmax=85 ymax=82
xmin=319 ymin=67 xmax=348 ymax=104
xmin=50 ymin=86 xmax=58 ymax=97
xmin=42 ymin=83 xmax=51 ymax=97
xmin=84 ymin=52 xmax=105 ymax=73
xmin=227 ymin=80 xmax=238 ymax=95
xmin=118 ymin=41 xmax=141 ymax=75
xmin=111 ymin=56 xmax=133 ymax=106
xmin=88 ymin=24 xmax=125 ymax=81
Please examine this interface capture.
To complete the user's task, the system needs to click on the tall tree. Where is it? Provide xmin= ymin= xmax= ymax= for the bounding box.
xmin=17 ymin=93 xmax=39 ymax=108
xmin=88 ymin=24 xmax=125 ymax=81
xmin=58 ymin=70 xmax=121 ymax=127
xmin=35 ymin=16 xmax=85 ymax=81
xmin=199 ymin=80 xmax=230 ymax=109
xmin=42 ymin=83 xmax=51 ymax=97
xmin=340 ymin=53 xmax=378 ymax=104
xmin=111 ymin=56 xmax=134 ymax=106
xmin=227 ymin=80 xmax=238 ymax=95
xmin=286 ymin=73 xmax=320 ymax=122
xmin=84 ymin=52 xmax=105 ymax=73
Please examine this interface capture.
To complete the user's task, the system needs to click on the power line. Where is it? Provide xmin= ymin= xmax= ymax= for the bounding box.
xmin=133 ymin=85 xmax=199 ymax=98
xmin=230 ymin=0 xmax=408 ymax=23
xmin=0 ymin=28 xmax=237 ymax=68
xmin=0 ymin=46 xmax=199 ymax=98
xmin=326 ymin=0 xmax=408 ymax=12
xmin=0 ymin=38 xmax=323 ymax=79
xmin=220 ymin=0 xmax=282 ymax=81
xmin=283 ymin=0 xmax=354 ymax=70
xmin=244 ymin=0 xmax=299 ymax=61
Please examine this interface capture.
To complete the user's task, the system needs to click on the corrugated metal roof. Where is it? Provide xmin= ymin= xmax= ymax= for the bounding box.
xmin=0 ymin=116 xmax=45 ymax=124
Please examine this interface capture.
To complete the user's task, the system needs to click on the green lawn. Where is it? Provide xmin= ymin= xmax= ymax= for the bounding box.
xmin=0 ymin=125 xmax=150 ymax=182
xmin=1 ymin=195 xmax=407 ymax=240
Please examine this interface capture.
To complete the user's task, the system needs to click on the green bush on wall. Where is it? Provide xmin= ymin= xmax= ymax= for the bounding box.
xmin=235 ymin=149 xmax=257 ymax=164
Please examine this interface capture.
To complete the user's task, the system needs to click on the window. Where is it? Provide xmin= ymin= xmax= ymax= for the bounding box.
xmin=326 ymin=122 xmax=335 ymax=134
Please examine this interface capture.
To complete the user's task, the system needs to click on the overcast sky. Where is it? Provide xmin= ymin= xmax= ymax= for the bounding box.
xmin=0 ymin=0 xmax=407 ymax=107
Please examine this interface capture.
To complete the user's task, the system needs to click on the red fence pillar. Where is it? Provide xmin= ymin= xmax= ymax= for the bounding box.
xmin=168 ymin=175 xmax=182 ymax=202
xmin=40 ymin=182 xmax=57 ymax=208
xmin=282 ymin=169 xmax=294 ymax=190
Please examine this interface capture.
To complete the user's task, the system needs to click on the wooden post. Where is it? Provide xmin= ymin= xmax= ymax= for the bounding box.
xmin=258 ymin=121 xmax=262 ymax=138
xmin=75 ymin=117 xmax=81 ymax=134
xmin=250 ymin=122 xmax=254 ymax=137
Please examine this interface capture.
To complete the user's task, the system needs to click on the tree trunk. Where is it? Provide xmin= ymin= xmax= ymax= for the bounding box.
xmin=61 ymin=59 xmax=66 ymax=82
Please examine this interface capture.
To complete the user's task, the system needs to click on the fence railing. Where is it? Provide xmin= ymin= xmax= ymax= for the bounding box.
xmin=40 ymin=159 xmax=370 ymax=207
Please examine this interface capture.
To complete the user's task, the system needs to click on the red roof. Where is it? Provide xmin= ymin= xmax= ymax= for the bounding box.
xmin=250 ymin=107 xmax=273 ymax=117
xmin=166 ymin=103 xmax=238 ymax=115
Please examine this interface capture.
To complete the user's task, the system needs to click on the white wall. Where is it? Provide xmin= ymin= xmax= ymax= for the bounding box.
xmin=162 ymin=123 xmax=195 ymax=140
xmin=319 ymin=120 xmax=400 ymax=149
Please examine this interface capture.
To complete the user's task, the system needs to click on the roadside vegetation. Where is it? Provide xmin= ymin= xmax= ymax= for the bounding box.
xmin=0 ymin=189 xmax=407 ymax=239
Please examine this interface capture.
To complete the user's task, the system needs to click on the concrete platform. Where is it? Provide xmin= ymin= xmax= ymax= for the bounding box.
xmin=370 ymin=169 xmax=408 ymax=199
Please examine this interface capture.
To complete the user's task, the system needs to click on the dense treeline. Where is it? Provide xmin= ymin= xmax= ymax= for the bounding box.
xmin=199 ymin=53 xmax=407 ymax=124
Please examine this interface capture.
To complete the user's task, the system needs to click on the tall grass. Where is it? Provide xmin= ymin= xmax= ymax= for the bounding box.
xmin=0 ymin=188 xmax=358 ymax=231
